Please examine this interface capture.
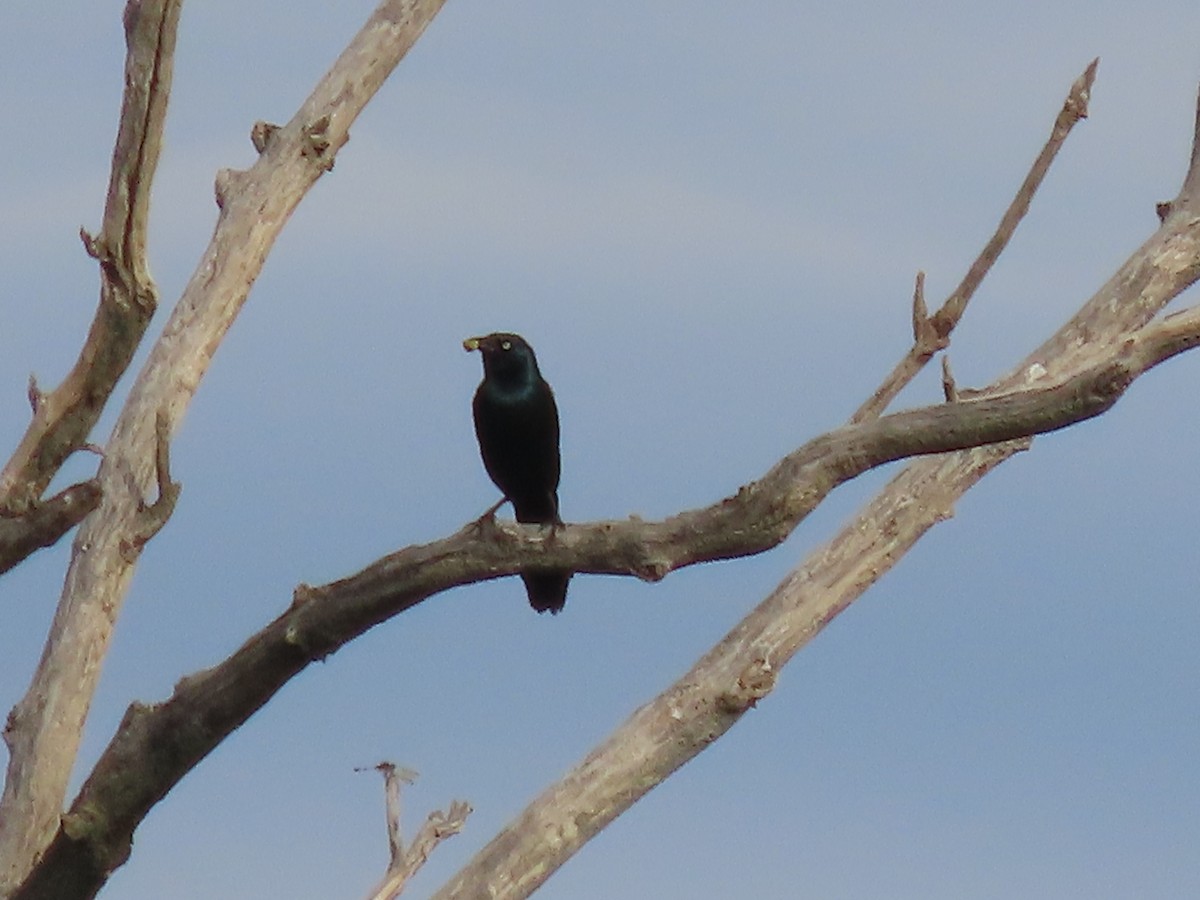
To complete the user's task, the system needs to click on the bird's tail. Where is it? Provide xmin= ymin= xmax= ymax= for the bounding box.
xmin=522 ymin=570 xmax=570 ymax=614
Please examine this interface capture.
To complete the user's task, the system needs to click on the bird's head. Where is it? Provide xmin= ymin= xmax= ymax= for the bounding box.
xmin=463 ymin=332 xmax=541 ymax=383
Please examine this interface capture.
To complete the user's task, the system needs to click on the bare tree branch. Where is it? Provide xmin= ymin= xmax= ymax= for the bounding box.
xmin=3 ymin=11 xmax=1193 ymax=898
xmin=0 ymin=0 xmax=179 ymax=518
xmin=357 ymin=762 xmax=419 ymax=866
xmin=0 ymin=2 xmax=449 ymax=895
xmin=369 ymin=801 xmax=472 ymax=900
xmin=0 ymin=1 xmax=181 ymax=886
xmin=359 ymin=764 xmax=469 ymax=900
xmin=432 ymin=305 xmax=1200 ymax=900
xmin=430 ymin=76 xmax=1200 ymax=900
xmin=851 ymin=58 xmax=1100 ymax=423
xmin=366 ymin=803 xmax=471 ymax=900
xmin=0 ymin=483 xmax=101 ymax=576
xmin=12 ymin=296 xmax=1200 ymax=898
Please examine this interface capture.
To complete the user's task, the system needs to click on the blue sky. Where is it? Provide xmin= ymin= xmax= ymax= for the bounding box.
xmin=3 ymin=2 xmax=1200 ymax=898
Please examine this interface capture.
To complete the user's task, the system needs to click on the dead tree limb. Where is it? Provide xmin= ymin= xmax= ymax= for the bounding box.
xmin=4 ymin=16 xmax=1195 ymax=900
xmin=0 ymin=0 xmax=179 ymax=519
xmin=851 ymin=58 xmax=1099 ymax=423
xmin=359 ymin=764 xmax=470 ymax=900
xmin=0 ymin=0 xmax=182 ymax=886
xmin=12 ymin=297 xmax=1200 ymax=900
xmin=0 ymin=2 xmax=449 ymax=895
xmin=430 ymin=78 xmax=1200 ymax=900
xmin=367 ymin=803 xmax=471 ymax=900
xmin=0 ymin=483 xmax=101 ymax=576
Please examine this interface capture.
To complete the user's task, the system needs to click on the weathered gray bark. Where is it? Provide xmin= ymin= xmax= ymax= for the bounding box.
xmin=0 ymin=0 xmax=182 ymax=885
xmin=4 ymin=7 xmax=1200 ymax=900
xmin=428 ymin=72 xmax=1200 ymax=892
xmin=0 ymin=1 xmax=448 ymax=896
xmin=431 ymin=205 xmax=1200 ymax=898
xmin=0 ymin=0 xmax=175 ymax=519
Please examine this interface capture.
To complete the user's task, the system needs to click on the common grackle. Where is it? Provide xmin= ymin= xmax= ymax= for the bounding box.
xmin=464 ymin=333 xmax=570 ymax=613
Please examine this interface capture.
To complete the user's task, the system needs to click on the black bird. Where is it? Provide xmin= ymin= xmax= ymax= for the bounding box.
xmin=464 ymin=332 xmax=570 ymax=613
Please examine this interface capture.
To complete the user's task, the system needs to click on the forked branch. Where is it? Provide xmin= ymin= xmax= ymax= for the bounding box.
xmin=0 ymin=0 xmax=180 ymax=519
xmin=851 ymin=58 xmax=1100 ymax=423
xmin=359 ymin=763 xmax=470 ymax=900
xmin=431 ymin=70 xmax=1200 ymax=900
xmin=16 ymin=300 xmax=1200 ymax=900
xmin=0 ymin=2 xmax=450 ymax=896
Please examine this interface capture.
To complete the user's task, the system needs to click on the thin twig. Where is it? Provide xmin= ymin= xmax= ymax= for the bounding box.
xmin=368 ymin=803 xmax=472 ymax=900
xmin=1176 ymin=82 xmax=1200 ymax=207
xmin=356 ymin=762 xmax=419 ymax=866
xmin=357 ymin=763 xmax=468 ymax=900
xmin=850 ymin=59 xmax=1100 ymax=424
xmin=933 ymin=58 xmax=1099 ymax=334
xmin=910 ymin=271 xmax=932 ymax=344
xmin=941 ymin=355 xmax=958 ymax=402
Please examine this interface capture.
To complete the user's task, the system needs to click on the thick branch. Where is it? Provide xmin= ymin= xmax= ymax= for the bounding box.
xmin=851 ymin=58 xmax=1099 ymax=423
xmin=0 ymin=2 xmax=448 ymax=896
xmin=14 ymin=306 xmax=1200 ymax=899
xmin=434 ymin=299 xmax=1200 ymax=900
xmin=432 ymin=83 xmax=1200 ymax=899
xmin=0 ymin=483 xmax=101 ymax=575
xmin=0 ymin=0 xmax=179 ymax=517
xmin=0 ymin=2 xmax=180 ymax=885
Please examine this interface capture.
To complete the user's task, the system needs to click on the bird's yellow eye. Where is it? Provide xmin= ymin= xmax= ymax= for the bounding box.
xmin=501 ymin=340 xmax=512 ymax=350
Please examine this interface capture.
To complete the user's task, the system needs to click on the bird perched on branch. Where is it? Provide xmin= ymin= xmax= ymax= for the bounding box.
xmin=464 ymin=332 xmax=570 ymax=613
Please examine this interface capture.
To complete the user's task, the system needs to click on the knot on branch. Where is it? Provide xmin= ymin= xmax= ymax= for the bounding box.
xmin=26 ymin=373 xmax=44 ymax=416
xmin=717 ymin=656 xmax=777 ymax=713
xmin=632 ymin=557 xmax=671 ymax=582
xmin=303 ymin=114 xmax=338 ymax=172
xmin=132 ymin=282 xmax=159 ymax=317
xmin=81 ymin=226 xmax=159 ymax=317
xmin=911 ymin=271 xmax=951 ymax=354
xmin=251 ymin=120 xmax=281 ymax=154
xmin=291 ymin=582 xmax=319 ymax=609
xmin=282 ymin=619 xmax=340 ymax=663
xmin=214 ymin=168 xmax=249 ymax=210
xmin=120 ymin=411 xmax=180 ymax=562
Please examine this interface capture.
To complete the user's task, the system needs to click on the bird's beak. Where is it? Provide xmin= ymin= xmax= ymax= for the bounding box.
xmin=463 ymin=336 xmax=483 ymax=352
